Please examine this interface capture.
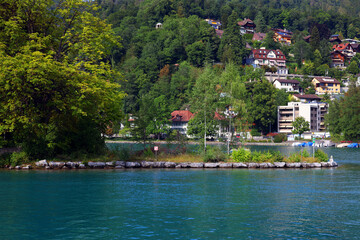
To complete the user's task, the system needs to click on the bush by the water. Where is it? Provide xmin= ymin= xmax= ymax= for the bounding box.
xmin=315 ymin=149 xmax=328 ymax=162
xmin=274 ymin=134 xmax=287 ymax=143
xmin=112 ymin=146 xmax=130 ymax=161
xmin=10 ymin=151 xmax=29 ymax=166
xmin=232 ymin=149 xmax=284 ymax=162
xmin=0 ymin=153 xmax=11 ymax=167
xmin=203 ymin=146 xmax=226 ymax=162
xmin=232 ymin=148 xmax=251 ymax=162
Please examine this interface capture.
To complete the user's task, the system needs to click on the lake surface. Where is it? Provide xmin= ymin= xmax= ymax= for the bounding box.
xmin=0 ymin=146 xmax=359 ymax=239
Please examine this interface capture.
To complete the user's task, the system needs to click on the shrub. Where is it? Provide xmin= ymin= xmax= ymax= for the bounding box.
xmin=269 ymin=151 xmax=284 ymax=162
xmin=302 ymin=149 xmax=310 ymax=158
xmin=288 ymin=152 xmax=301 ymax=162
xmin=10 ymin=151 xmax=29 ymax=166
xmin=232 ymin=148 xmax=251 ymax=162
xmin=250 ymin=129 xmax=261 ymax=137
xmin=203 ymin=146 xmax=226 ymax=162
xmin=0 ymin=153 xmax=11 ymax=167
xmin=112 ymin=146 xmax=130 ymax=161
xmin=274 ymin=134 xmax=287 ymax=143
xmin=143 ymin=147 xmax=154 ymax=158
xmin=315 ymin=149 xmax=328 ymax=162
xmin=251 ymin=151 xmax=263 ymax=162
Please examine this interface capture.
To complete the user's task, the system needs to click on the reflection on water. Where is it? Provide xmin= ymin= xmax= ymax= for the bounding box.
xmin=0 ymin=146 xmax=359 ymax=239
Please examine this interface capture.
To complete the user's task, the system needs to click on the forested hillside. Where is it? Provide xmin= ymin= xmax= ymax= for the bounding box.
xmin=1 ymin=0 xmax=360 ymax=160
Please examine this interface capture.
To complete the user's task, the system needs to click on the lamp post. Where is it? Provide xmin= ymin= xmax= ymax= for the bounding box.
xmin=225 ymin=108 xmax=237 ymax=155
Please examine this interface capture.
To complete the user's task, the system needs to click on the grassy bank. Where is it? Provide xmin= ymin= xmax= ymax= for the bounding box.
xmin=0 ymin=145 xmax=329 ymax=168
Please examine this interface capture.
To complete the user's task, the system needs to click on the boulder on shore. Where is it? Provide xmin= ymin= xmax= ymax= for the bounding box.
xmin=141 ymin=161 xmax=153 ymax=168
xmin=204 ymin=163 xmax=219 ymax=168
xmin=164 ymin=162 xmax=176 ymax=168
xmin=219 ymin=163 xmax=233 ymax=168
xmin=88 ymin=162 xmax=106 ymax=168
xmin=248 ymin=163 xmax=259 ymax=168
xmin=233 ymin=162 xmax=247 ymax=168
xmin=153 ymin=162 xmax=166 ymax=168
xmin=49 ymin=161 xmax=65 ymax=169
xmin=189 ymin=162 xmax=204 ymax=168
xmin=35 ymin=160 xmax=48 ymax=167
xmin=115 ymin=161 xmax=126 ymax=167
xmin=274 ymin=162 xmax=286 ymax=168
xmin=125 ymin=162 xmax=141 ymax=168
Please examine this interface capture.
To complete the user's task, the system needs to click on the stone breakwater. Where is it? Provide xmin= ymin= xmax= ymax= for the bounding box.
xmin=7 ymin=159 xmax=338 ymax=170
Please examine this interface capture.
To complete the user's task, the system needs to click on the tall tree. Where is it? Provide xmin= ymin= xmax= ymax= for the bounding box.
xmin=218 ymin=11 xmax=245 ymax=65
xmin=0 ymin=0 xmax=124 ymax=158
xmin=188 ymin=66 xmax=219 ymax=150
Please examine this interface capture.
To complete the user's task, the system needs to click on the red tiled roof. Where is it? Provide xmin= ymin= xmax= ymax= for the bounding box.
xmin=237 ymin=18 xmax=254 ymax=26
xmin=252 ymin=32 xmax=266 ymax=41
xmin=313 ymin=77 xmax=340 ymax=84
xmin=332 ymin=43 xmax=349 ymax=51
xmin=251 ymin=49 xmax=286 ymax=60
xmin=214 ymin=112 xmax=225 ymax=120
xmin=293 ymin=94 xmax=322 ymax=100
xmin=275 ymin=79 xmax=300 ymax=84
xmin=171 ymin=110 xmax=194 ymax=122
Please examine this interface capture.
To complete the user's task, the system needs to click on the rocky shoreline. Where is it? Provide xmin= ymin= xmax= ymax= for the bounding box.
xmin=5 ymin=159 xmax=338 ymax=170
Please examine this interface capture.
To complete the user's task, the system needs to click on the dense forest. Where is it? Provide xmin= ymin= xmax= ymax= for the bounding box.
xmin=1 ymin=0 xmax=360 ymax=160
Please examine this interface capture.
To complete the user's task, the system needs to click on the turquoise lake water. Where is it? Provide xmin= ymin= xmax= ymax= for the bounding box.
xmin=0 ymin=146 xmax=359 ymax=239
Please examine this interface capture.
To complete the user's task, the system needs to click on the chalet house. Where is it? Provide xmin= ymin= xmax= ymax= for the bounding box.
xmin=205 ymin=19 xmax=222 ymax=30
xmin=330 ymin=51 xmax=346 ymax=68
xmin=331 ymin=43 xmax=355 ymax=67
xmin=246 ymin=48 xmax=288 ymax=74
xmin=272 ymin=28 xmax=292 ymax=45
xmin=329 ymin=35 xmax=342 ymax=44
xmin=252 ymin=32 xmax=266 ymax=42
xmin=350 ymin=43 xmax=360 ymax=53
xmin=273 ymin=79 xmax=300 ymax=92
xmin=170 ymin=110 xmax=194 ymax=136
xmin=292 ymin=94 xmax=322 ymax=103
xmin=237 ymin=18 xmax=256 ymax=34
xmin=312 ymin=77 xmax=341 ymax=94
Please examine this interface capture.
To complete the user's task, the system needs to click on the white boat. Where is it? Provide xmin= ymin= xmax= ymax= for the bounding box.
xmin=336 ymin=143 xmax=350 ymax=148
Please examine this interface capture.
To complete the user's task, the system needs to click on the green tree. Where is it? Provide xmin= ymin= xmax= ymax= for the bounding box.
xmin=347 ymin=60 xmax=360 ymax=75
xmin=292 ymin=117 xmax=310 ymax=136
xmin=247 ymin=79 xmax=277 ymax=134
xmin=0 ymin=0 xmax=124 ymax=158
xmin=262 ymin=31 xmax=281 ymax=50
xmin=186 ymin=41 xmax=206 ymax=67
xmin=188 ymin=66 xmax=219 ymax=150
xmin=310 ymin=26 xmax=321 ymax=52
xmin=218 ymin=11 xmax=246 ymax=65
xmin=254 ymin=11 xmax=266 ymax=33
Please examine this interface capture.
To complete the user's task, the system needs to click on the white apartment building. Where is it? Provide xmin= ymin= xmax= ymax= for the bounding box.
xmin=278 ymin=102 xmax=328 ymax=133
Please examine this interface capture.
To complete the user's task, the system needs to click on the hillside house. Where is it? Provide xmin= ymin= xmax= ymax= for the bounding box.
xmin=238 ymin=18 xmax=256 ymax=34
xmin=205 ymin=19 xmax=222 ymax=30
xmin=312 ymin=77 xmax=341 ymax=94
xmin=273 ymin=79 xmax=300 ymax=92
xmin=331 ymin=43 xmax=355 ymax=67
xmin=170 ymin=110 xmax=194 ymax=136
xmin=246 ymin=48 xmax=288 ymax=74
xmin=273 ymin=28 xmax=292 ymax=45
